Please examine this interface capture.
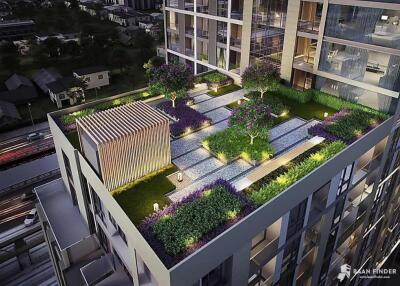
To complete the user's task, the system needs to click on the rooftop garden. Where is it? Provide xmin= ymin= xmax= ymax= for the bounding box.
xmin=139 ymin=179 xmax=255 ymax=267
xmin=202 ymin=100 xmax=274 ymax=164
xmin=113 ymin=165 xmax=177 ymax=225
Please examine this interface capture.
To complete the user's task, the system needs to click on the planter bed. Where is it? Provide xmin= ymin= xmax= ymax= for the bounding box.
xmin=138 ymin=179 xmax=255 ymax=268
xmin=308 ymin=109 xmax=387 ymax=144
xmin=157 ymin=100 xmax=212 ymax=138
xmin=201 ymin=72 xmax=234 ymax=92
xmin=247 ymin=141 xmax=347 ymax=206
xmin=202 ymin=127 xmax=274 ymax=165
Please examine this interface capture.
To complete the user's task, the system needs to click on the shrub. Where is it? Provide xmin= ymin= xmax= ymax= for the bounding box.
xmin=139 ymin=180 xmax=254 ymax=266
xmin=203 ymin=126 xmax=274 ymax=162
xmin=312 ymin=90 xmax=389 ymax=119
xmin=203 ymin=72 xmax=229 ymax=83
xmin=272 ymin=85 xmax=314 ymax=104
xmin=249 ymin=141 xmax=346 ymax=205
xmin=247 ymin=92 xmax=289 ymax=115
xmin=60 ymin=108 xmax=96 ymax=125
xmin=157 ymin=100 xmax=211 ymax=137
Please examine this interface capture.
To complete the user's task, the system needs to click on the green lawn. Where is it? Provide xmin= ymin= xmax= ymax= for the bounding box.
xmin=277 ymin=97 xmax=338 ymax=121
xmin=208 ymin=84 xmax=241 ymax=97
xmin=113 ymin=165 xmax=177 ymax=225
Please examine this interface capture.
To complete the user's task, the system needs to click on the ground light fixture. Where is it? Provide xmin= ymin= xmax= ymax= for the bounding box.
xmin=153 ymin=203 xmax=159 ymax=212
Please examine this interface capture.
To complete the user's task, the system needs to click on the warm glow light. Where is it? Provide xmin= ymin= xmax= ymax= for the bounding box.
xmin=202 ymin=140 xmax=209 ymax=149
xmin=217 ymin=152 xmax=227 ymax=161
xmin=311 ymin=153 xmax=325 ymax=161
xmin=226 ymin=210 xmax=238 ymax=220
xmin=185 ymin=237 xmax=195 ymax=247
xmin=324 ymin=112 xmax=329 ymax=118
xmin=153 ymin=203 xmax=159 ymax=212
xmin=203 ymin=189 xmax=212 ymax=197
xmin=280 ymin=111 xmax=288 ymax=117
xmin=354 ymin=129 xmax=363 ymax=137
xmin=277 ymin=176 xmax=288 ymax=185
xmin=202 ymin=120 xmax=210 ymax=127
xmin=185 ymin=127 xmax=192 ymax=134
xmin=237 ymin=99 xmax=241 ymax=105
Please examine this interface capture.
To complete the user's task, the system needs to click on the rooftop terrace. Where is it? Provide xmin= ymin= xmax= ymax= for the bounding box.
xmin=50 ymin=83 xmax=391 ymax=268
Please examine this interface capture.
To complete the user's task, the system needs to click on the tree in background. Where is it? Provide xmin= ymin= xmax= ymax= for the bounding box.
xmin=43 ymin=37 xmax=63 ymax=57
xmin=242 ymin=62 xmax=280 ymax=99
xmin=143 ymin=56 xmax=165 ymax=78
xmin=229 ymin=100 xmax=273 ymax=145
xmin=149 ymin=63 xmax=193 ymax=108
xmin=109 ymin=48 xmax=131 ymax=72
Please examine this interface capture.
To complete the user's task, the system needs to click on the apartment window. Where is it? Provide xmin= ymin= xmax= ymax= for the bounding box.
xmin=201 ymin=262 xmax=226 ymax=286
xmin=98 ymin=74 xmax=103 ymax=79
xmin=108 ymin=211 xmax=117 ymax=229
xmin=325 ymin=5 xmax=400 ymax=50
xmin=319 ymin=41 xmax=400 ymax=92
xmin=298 ymin=1 xmax=322 ymax=34
xmin=98 ymin=226 xmax=109 ymax=253
xmin=93 ymin=191 xmax=105 ymax=222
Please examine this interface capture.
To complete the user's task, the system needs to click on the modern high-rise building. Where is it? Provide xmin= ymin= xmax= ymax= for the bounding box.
xmin=35 ymin=1 xmax=400 ymax=286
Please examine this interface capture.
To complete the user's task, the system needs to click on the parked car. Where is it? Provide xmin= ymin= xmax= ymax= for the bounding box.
xmin=21 ymin=191 xmax=36 ymax=201
xmin=24 ymin=208 xmax=38 ymax=227
xmin=26 ymin=132 xmax=44 ymax=142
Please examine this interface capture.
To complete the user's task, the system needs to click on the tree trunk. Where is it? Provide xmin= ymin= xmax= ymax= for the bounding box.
xmin=250 ymin=135 xmax=255 ymax=145
xmin=171 ymin=92 xmax=177 ymax=108
xmin=260 ymin=90 xmax=265 ymax=99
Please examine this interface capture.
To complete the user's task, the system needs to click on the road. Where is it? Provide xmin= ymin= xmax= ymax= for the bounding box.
xmin=0 ymin=127 xmax=54 ymax=168
xmin=0 ymin=173 xmax=60 ymax=233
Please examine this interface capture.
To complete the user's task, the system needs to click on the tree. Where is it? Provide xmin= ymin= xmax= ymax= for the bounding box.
xmin=229 ymin=100 xmax=273 ymax=145
xmin=143 ymin=56 xmax=165 ymax=77
xmin=66 ymin=78 xmax=87 ymax=104
xmin=43 ymin=37 xmax=63 ymax=57
xmin=149 ymin=63 xmax=193 ymax=108
xmin=242 ymin=62 xmax=280 ymax=99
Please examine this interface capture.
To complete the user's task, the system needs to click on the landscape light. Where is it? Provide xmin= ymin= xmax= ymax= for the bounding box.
xmin=153 ymin=203 xmax=159 ymax=212
xmin=324 ymin=112 xmax=329 ymax=118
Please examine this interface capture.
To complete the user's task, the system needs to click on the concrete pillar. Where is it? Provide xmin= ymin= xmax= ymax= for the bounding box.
xmin=280 ymin=0 xmax=301 ymax=83
xmin=208 ymin=19 xmax=217 ymax=66
xmin=228 ymin=241 xmax=252 ymax=286
xmin=239 ymin=0 xmax=253 ymax=76
xmin=313 ymin=0 xmax=329 ymax=74
xmin=273 ymin=211 xmax=290 ymax=284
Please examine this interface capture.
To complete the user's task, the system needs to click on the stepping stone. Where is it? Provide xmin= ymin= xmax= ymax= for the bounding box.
xmin=184 ymin=157 xmax=224 ymax=180
xmin=173 ymin=148 xmax=211 ymax=170
xmin=204 ymin=107 xmax=232 ymax=123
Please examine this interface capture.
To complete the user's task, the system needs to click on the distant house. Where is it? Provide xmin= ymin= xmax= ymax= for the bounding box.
xmin=35 ymin=33 xmax=80 ymax=44
xmin=73 ymin=66 xmax=110 ymax=90
xmin=47 ymin=76 xmax=85 ymax=108
xmin=32 ymin=68 xmax=62 ymax=94
xmin=0 ymin=100 xmax=21 ymax=127
xmin=149 ymin=12 xmax=163 ymax=22
xmin=13 ymin=40 xmax=30 ymax=55
xmin=0 ymin=74 xmax=38 ymax=104
xmin=108 ymin=10 xmax=151 ymax=27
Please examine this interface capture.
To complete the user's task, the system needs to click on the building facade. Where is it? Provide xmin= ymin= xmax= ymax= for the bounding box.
xmin=35 ymin=1 xmax=400 ymax=286
xmin=164 ymin=0 xmax=400 ymax=114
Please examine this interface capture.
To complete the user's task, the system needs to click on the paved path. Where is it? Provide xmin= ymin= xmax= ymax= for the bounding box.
xmin=191 ymin=89 xmax=244 ymax=113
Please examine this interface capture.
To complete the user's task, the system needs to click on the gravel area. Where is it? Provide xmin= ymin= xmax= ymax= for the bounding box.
xmin=270 ymin=118 xmax=306 ymax=141
xmin=203 ymin=107 xmax=232 ymax=123
xmin=168 ymin=159 xmax=252 ymax=202
xmin=184 ymin=157 xmax=224 ymax=180
xmin=172 ymin=148 xmax=211 ymax=170
xmin=171 ymin=120 xmax=229 ymax=159
xmin=192 ymin=89 xmax=244 ymax=113
xmin=271 ymin=120 xmax=319 ymax=154
xmin=193 ymin=94 xmax=212 ymax=103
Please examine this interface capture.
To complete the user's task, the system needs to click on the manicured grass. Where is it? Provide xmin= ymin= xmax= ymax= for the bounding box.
xmin=113 ymin=165 xmax=177 ymax=225
xmin=208 ymin=84 xmax=241 ymax=97
xmin=203 ymin=127 xmax=273 ymax=163
xmin=278 ymin=97 xmax=338 ymax=120
xmin=226 ymin=101 xmax=241 ymax=110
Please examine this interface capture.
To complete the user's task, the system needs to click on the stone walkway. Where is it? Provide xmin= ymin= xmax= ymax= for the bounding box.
xmin=167 ymin=89 xmax=321 ymax=202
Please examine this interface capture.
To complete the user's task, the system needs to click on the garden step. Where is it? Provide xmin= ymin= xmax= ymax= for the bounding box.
xmin=192 ymin=89 xmax=244 ymax=114
xmin=168 ymin=159 xmax=252 ymax=202
xmin=271 ymin=120 xmax=320 ymax=155
xmin=193 ymin=94 xmax=212 ymax=103
xmin=203 ymin=107 xmax=232 ymax=123
xmin=269 ymin=117 xmax=307 ymax=142
xmin=171 ymin=119 xmax=229 ymax=159
xmin=184 ymin=157 xmax=224 ymax=180
xmin=172 ymin=148 xmax=211 ymax=170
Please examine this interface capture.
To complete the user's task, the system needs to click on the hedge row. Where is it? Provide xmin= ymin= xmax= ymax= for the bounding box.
xmin=248 ymin=141 xmax=347 ymax=206
xmin=271 ymin=85 xmax=388 ymax=118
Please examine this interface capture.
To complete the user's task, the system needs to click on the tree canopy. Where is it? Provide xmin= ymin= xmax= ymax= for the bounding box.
xmin=229 ymin=100 xmax=273 ymax=145
xmin=149 ymin=63 xmax=193 ymax=108
xmin=242 ymin=62 xmax=280 ymax=99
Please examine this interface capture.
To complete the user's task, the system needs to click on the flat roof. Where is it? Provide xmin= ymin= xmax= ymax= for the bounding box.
xmin=77 ymin=101 xmax=169 ymax=145
xmin=35 ymin=178 xmax=90 ymax=250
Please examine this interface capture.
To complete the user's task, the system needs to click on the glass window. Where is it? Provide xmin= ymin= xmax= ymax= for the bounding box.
xmin=325 ymin=4 xmax=400 ymax=49
xmin=319 ymin=41 xmax=400 ymax=91
xmin=298 ymin=1 xmax=323 ymax=34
